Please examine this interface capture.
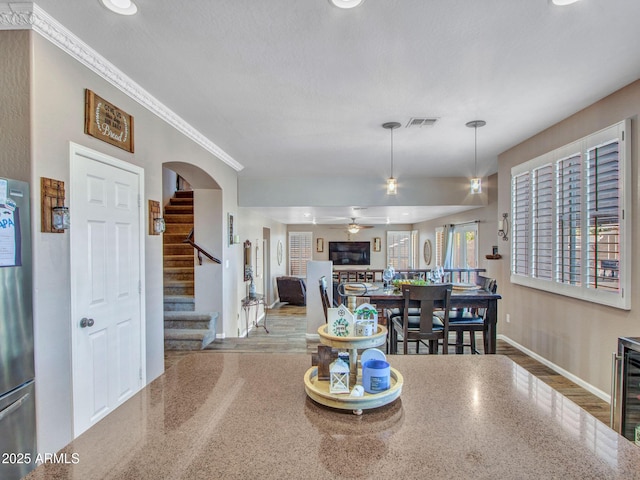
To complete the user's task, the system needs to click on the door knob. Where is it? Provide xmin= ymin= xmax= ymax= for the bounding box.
xmin=80 ymin=317 xmax=95 ymax=328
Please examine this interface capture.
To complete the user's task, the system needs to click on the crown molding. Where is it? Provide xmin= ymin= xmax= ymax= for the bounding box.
xmin=0 ymin=2 xmax=243 ymax=172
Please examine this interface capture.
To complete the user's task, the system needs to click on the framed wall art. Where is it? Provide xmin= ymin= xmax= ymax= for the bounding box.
xmin=316 ymin=237 xmax=324 ymax=253
xmin=373 ymin=237 xmax=381 ymax=252
xmin=228 ymin=213 xmax=234 ymax=245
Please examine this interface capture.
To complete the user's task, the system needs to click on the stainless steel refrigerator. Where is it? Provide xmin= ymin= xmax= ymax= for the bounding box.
xmin=0 ymin=178 xmax=36 ymax=480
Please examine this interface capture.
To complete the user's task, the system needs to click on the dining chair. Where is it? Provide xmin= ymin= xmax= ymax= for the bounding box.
xmin=319 ymin=276 xmax=331 ymax=322
xmin=390 ymin=284 xmax=452 ymax=355
xmin=448 ymin=276 xmax=497 ymax=354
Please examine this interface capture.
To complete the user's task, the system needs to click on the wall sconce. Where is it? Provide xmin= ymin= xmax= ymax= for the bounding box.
xmin=52 ymin=206 xmax=70 ymax=230
xmin=41 ymin=177 xmax=69 ymax=233
xmin=498 ymin=213 xmax=509 ymax=241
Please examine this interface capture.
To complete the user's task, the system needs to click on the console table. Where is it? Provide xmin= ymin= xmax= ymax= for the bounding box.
xmin=241 ymin=294 xmax=269 ymax=336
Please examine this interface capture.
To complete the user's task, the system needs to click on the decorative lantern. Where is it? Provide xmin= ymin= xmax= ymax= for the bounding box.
xmin=329 ymin=357 xmax=350 ymax=394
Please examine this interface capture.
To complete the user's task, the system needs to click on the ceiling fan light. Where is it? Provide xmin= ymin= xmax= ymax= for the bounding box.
xmin=348 ymin=224 xmax=361 ymax=234
xmin=386 ymin=177 xmax=398 ymax=195
xmin=470 ymin=177 xmax=482 ymax=194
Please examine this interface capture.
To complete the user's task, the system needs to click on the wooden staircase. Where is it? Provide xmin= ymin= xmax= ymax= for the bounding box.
xmin=163 ymin=191 xmax=217 ymax=350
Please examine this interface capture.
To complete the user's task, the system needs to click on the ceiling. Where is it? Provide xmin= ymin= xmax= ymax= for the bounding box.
xmin=26 ymin=0 xmax=640 ymax=224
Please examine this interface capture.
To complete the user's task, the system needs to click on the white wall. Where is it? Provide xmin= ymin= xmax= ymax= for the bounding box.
xmin=413 ymin=173 xmax=501 ymax=280
xmin=237 ymin=207 xmax=287 ymax=336
xmin=194 ymin=189 xmax=223 ymax=319
xmin=26 ymin=31 xmax=240 ymax=454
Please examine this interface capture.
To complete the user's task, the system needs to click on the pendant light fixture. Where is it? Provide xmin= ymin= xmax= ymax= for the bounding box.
xmin=383 ymin=122 xmax=401 ymax=195
xmin=466 ymin=120 xmax=486 ymax=194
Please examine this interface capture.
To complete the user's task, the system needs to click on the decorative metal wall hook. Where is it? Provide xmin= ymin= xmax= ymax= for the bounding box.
xmin=498 ymin=213 xmax=509 ymax=241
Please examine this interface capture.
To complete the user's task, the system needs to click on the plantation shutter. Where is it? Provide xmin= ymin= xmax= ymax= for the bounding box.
xmin=556 ymin=153 xmax=582 ymax=285
xmin=586 ymin=140 xmax=620 ymax=292
xmin=532 ymin=164 xmax=553 ymax=280
xmin=434 ymin=227 xmax=444 ymax=266
xmin=512 ymin=172 xmax=530 ymax=276
xmin=387 ymin=231 xmax=411 ymax=270
xmin=288 ymin=232 xmax=312 ymax=276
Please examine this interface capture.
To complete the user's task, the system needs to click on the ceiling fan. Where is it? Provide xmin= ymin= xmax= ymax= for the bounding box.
xmin=345 ymin=217 xmax=374 ymax=234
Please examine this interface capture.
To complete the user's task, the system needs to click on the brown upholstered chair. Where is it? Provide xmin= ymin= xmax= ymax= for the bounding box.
xmin=390 ymin=284 xmax=452 ymax=355
xmin=276 ymin=276 xmax=306 ymax=306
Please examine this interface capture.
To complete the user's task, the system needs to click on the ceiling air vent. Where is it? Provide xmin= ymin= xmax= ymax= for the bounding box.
xmin=406 ymin=117 xmax=438 ymax=128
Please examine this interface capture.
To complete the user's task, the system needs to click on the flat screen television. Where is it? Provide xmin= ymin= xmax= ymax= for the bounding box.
xmin=328 ymin=241 xmax=371 ymax=266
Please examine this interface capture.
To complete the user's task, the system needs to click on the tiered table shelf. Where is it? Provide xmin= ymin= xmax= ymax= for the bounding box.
xmin=303 ymin=324 xmax=403 ymax=415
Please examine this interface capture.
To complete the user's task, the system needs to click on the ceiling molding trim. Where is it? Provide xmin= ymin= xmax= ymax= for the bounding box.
xmin=0 ymin=2 xmax=244 ymax=172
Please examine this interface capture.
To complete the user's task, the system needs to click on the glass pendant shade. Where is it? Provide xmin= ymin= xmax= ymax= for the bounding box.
xmin=383 ymin=122 xmax=401 ymax=196
xmin=386 ymin=177 xmax=397 ymax=195
xmin=470 ymin=177 xmax=482 ymax=194
xmin=466 ymin=120 xmax=486 ymax=196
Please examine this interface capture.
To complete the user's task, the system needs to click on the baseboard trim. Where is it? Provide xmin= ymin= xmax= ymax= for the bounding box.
xmin=498 ymin=334 xmax=610 ymax=404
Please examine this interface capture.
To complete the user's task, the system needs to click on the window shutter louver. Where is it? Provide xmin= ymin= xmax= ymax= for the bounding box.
xmin=586 ymin=140 xmax=620 ymax=292
xmin=288 ymin=232 xmax=312 ymax=276
xmin=532 ymin=164 xmax=553 ymax=280
xmin=387 ymin=231 xmax=411 ymax=270
xmin=556 ymin=153 xmax=582 ymax=286
xmin=512 ymin=172 xmax=530 ymax=276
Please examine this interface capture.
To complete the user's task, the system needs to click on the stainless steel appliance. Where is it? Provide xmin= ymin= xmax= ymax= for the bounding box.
xmin=612 ymin=337 xmax=640 ymax=444
xmin=0 ymin=178 xmax=36 ymax=480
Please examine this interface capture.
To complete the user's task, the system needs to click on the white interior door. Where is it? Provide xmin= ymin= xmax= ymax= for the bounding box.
xmin=70 ymin=143 xmax=145 ymax=437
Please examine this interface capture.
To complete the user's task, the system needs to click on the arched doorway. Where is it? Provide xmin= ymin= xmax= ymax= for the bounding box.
xmin=162 ymin=162 xmax=224 ymax=350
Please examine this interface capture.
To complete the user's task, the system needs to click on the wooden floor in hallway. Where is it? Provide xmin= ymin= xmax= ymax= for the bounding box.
xmin=165 ymin=303 xmax=611 ymax=426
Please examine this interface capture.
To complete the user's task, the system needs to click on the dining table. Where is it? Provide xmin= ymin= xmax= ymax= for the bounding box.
xmin=341 ymin=282 xmax=502 ymax=354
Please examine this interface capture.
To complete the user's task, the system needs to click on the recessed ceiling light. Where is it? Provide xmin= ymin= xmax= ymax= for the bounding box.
xmin=329 ymin=0 xmax=366 ymax=9
xmin=551 ymin=0 xmax=580 ymax=5
xmin=100 ymin=0 xmax=138 ymax=15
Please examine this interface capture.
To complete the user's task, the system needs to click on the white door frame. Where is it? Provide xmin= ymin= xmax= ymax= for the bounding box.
xmin=69 ymin=142 xmax=146 ymax=436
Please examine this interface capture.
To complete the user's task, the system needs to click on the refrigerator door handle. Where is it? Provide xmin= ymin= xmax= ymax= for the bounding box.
xmin=0 ymin=391 xmax=31 ymax=423
xmin=611 ymin=352 xmax=621 ymax=430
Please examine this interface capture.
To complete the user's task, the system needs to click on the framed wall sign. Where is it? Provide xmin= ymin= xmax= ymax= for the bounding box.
xmin=316 ymin=237 xmax=324 ymax=253
xmin=373 ymin=237 xmax=381 ymax=252
xmin=84 ymin=89 xmax=134 ymax=153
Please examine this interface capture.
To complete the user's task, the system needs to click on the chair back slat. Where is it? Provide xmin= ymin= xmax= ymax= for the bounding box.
xmin=392 ymin=284 xmax=452 ymax=354
xmin=319 ymin=276 xmax=330 ymax=322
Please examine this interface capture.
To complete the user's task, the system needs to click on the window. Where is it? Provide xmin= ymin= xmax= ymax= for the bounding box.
xmin=288 ymin=232 xmax=312 ymax=276
xmin=434 ymin=223 xmax=478 ymax=269
xmin=512 ymin=172 xmax=530 ymax=276
xmin=556 ymin=152 xmax=582 ymax=286
xmin=510 ymin=120 xmax=630 ymax=310
xmin=532 ymin=164 xmax=553 ymax=280
xmin=435 ymin=227 xmax=444 ymax=266
xmin=451 ymin=224 xmax=478 ymax=269
xmin=386 ymin=231 xmax=418 ymax=270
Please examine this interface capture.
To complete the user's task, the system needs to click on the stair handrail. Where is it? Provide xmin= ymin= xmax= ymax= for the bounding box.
xmin=183 ymin=229 xmax=221 ymax=265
